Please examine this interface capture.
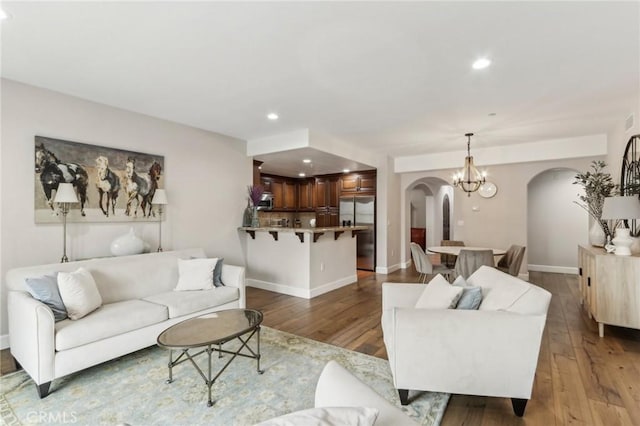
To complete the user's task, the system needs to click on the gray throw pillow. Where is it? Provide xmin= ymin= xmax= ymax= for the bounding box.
xmin=24 ymin=273 xmax=68 ymax=321
xmin=452 ymin=276 xmax=483 ymax=310
xmin=213 ymin=258 xmax=225 ymax=287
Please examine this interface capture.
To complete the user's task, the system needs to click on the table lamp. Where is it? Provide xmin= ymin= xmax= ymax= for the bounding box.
xmin=601 ymin=196 xmax=640 ymax=256
xmin=152 ymin=189 xmax=168 ymax=252
xmin=54 ymin=183 xmax=79 ymax=262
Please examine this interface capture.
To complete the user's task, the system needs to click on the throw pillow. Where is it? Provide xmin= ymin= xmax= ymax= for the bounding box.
xmin=414 ymin=274 xmax=464 ymax=309
xmin=57 ymin=268 xmax=103 ymax=320
xmin=175 ymin=258 xmax=219 ymax=291
xmin=256 ymin=407 xmax=379 ymax=426
xmin=213 ymin=257 xmax=225 ymax=287
xmin=24 ymin=273 xmax=68 ymax=321
xmin=452 ymin=276 xmax=483 ymax=310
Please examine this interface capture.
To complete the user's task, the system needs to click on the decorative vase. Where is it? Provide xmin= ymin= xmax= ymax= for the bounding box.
xmin=251 ymin=207 xmax=260 ymax=228
xmin=110 ymin=227 xmax=145 ymax=256
xmin=242 ymin=204 xmax=253 ymax=227
xmin=589 ymin=221 xmax=606 ymax=247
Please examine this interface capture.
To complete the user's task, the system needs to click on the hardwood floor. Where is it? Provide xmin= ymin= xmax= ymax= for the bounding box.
xmin=246 ymin=268 xmax=640 ymax=425
xmin=2 ymin=268 xmax=639 ymax=424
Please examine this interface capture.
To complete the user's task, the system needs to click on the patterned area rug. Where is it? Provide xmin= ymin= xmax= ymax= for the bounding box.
xmin=0 ymin=327 xmax=449 ymax=425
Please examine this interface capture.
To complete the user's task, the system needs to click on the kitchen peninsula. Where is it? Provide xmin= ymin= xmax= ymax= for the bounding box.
xmin=239 ymin=225 xmax=370 ymax=298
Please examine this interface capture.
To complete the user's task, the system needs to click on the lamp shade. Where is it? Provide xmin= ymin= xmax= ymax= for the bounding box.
xmin=152 ymin=189 xmax=168 ymax=205
xmin=601 ymin=196 xmax=640 ymax=219
xmin=54 ymin=183 xmax=79 ymax=203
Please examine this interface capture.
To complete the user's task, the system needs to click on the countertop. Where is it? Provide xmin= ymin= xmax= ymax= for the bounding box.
xmin=238 ymin=225 xmax=370 ymax=233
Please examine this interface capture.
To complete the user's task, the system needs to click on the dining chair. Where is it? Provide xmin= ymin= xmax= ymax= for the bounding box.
xmin=410 ymin=242 xmax=453 ymax=283
xmin=497 ymin=245 xmax=526 ymax=277
xmin=441 ymin=240 xmax=465 ymax=267
xmin=454 ymin=249 xmax=494 ymax=279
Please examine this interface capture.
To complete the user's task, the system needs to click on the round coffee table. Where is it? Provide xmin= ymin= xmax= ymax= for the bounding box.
xmin=157 ymin=308 xmax=264 ymax=407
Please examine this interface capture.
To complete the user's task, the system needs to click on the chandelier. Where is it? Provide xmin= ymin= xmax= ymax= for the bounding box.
xmin=453 ymin=133 xmax=486 ymax=196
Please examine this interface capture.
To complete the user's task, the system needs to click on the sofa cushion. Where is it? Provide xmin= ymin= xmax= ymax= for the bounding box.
xmin=55 ymin=299 xmax=168 ymax=351
xmin=467 ymin=266 xmax=530 ymax=311
xmin=143 ymin=286 xmax=239 ymax=318
xmin=257 ymin=407 xmax=379 ymax=426
xmin=415 ymin=275 xmax=463 ymax=309
xmin=57 ymin=268 xmax=103 ymax=320
xmin=175 ymin=258 xmax=218 ymax=291
xmin=25 ymin=273 xmax=68 ymax=322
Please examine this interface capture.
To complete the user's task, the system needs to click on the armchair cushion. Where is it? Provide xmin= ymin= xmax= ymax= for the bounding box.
xmin=414 ymin=275 xmax=463 ymax=309
xmin=468 ymin=266 xmax=530 ymax=311
xmin=25 ymin=273 xmax=67 ymax=322
xmin=452 ymin=276 xmax=482 ymax=310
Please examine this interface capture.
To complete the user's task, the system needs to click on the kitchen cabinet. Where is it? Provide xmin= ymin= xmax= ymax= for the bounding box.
xmin=340 ymin=171 xmax=376 ymax=194
xmin=316 ymin=207 xmax=339 ymax=227
xmin=298 ymin=179 xmax=314 ymax=211
xmin=283 ymin=181 xmax=297 ymax=210
xmin=315 ymin=176 xmax=340 ymax=208
xmin=261 ymin=174 xmax=298 ymax=211
xmin=578 ymin=245 xmax=640 ymax=337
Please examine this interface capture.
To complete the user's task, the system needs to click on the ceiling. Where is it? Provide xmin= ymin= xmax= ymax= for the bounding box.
xmin=2 ymin=1 xmax=639 ymax=175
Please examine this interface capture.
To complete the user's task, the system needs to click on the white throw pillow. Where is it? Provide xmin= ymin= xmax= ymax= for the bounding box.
xmin=415 ymin=274 xmax=464 ymax=309
xmin=467 ymin=266 xmax=531 ymax=311
xmin=174 ymin=258 xmax=219 ymax=291
xmin=57 ymin=267 xmax=103 ymax=320
xmin=256 ymin=406 xmax=379 ymax=426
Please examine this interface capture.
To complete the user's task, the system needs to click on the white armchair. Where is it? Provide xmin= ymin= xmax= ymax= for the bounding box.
xmin=381 ymin=266 xmax=551 ymax=417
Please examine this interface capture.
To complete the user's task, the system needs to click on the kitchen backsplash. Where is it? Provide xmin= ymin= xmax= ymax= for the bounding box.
xmin=257 ymin=211 xmax=316 ymax=227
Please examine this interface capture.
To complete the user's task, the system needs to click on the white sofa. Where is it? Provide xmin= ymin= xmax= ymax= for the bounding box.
xmin=381 ymin=266 xmax=551 ymax=416
xmin=6 ymin=248 xmax=245 ymax=398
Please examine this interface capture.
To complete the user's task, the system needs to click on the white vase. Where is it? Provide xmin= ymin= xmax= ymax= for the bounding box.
xmin=110 ymin=227 xmax=145 ymax=256
xmin=589 ymin=221 xmax=606 ymax=247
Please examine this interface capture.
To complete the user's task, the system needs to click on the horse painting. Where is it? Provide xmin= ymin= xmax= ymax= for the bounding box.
xmin=95 ymin=156 xmax=121 ymax=217
xmin=35 ymin=143 xmax=89 ymax=216
xmin=124 ymin=158 xmax=162 ymax=217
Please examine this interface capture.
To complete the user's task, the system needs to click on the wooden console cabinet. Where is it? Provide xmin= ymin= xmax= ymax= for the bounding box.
xmin=578 ymin=245 xmax=640 ymax=337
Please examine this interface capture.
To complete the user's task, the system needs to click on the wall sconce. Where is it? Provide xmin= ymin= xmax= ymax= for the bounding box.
xmin=152 ymin=189 xmax=168 ymax=252
xmin=54 ymin=183 xmax=79 ymax=262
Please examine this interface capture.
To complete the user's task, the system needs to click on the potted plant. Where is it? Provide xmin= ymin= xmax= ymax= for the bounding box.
xmin=574 ymin=161 xmax=617 ymax=246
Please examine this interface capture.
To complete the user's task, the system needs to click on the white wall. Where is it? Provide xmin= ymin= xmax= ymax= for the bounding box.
xmin=527 ymin=168 xmax=588 ymax=272
xmin=376 ymin=155 xmax=401 ymax=273
xmin=409 ymin=186 xmax=428 ymax=228
xmin=0 ymin=79 xmax=251 ymax=338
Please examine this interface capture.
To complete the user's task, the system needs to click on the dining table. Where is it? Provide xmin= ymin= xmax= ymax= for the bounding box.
xmin=427 ymin=246 xmax=507 ymax=257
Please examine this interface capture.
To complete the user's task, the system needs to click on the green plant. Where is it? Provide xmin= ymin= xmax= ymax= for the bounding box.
xmin=573 ymin=160 xmax=618 ymax=240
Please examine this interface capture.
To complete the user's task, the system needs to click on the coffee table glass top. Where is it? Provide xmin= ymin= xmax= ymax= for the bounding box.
xmin=158 ymin=309 xmax=263 ymax=349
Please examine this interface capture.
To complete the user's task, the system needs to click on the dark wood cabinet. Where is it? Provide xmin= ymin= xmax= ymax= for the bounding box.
xmin=340 ymin=171 xmax=376 ymax=194
xmin=298 ymin=179 xmax=314 ymax=211
xmin=316 ymin=207 xmax=339 ymax=227
xmin=411 ymin=227 xmax=426 ymax=251
xmin=283 ymin=181 xmax=297 ymax=210
xmin=315 ymin=176 xmax=340 ymax=208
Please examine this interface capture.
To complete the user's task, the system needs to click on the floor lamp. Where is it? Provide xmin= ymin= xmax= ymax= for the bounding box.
xmin=152 ymin=189 xmax=168 ymax=252
xmin=54 ymin=183 xmax=79 ymax=263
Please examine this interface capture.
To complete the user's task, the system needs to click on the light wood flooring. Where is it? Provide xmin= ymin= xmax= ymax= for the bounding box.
xmin=2 ymin=268 xmax=639 ymax=425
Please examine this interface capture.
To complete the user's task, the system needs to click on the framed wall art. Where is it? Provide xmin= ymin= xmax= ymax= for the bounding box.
xmin=35 ymin=136 xmax=165 ymax=223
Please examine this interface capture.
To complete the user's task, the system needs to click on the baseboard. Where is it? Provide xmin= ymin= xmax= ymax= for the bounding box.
xmin=0 ymin=334 xmax=9 ymax=350
xmin=375 ymin=262 xmax=403 ymax=274
xmin=528 ymin=264 xmax=579 ymax=275
xmin=247 ymin=275 xmax=357 ymax=299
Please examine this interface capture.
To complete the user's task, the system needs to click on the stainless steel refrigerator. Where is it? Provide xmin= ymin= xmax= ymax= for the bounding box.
xmin=339 ymin=196 xmax=375 ymax=271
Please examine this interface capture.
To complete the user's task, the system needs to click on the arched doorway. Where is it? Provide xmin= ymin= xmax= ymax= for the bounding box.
xmin=402 ymin=177 xmax=454 ymax=266
xmin=443 ymin=194 xmax=450 ymax=240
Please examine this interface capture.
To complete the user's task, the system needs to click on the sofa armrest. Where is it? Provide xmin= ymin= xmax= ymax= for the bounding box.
xmin=382 ymin=283 xmax=425 ymax=311
xmin=221 ymin=264 xmax=246 ymax=308
xmin=315 ymin=361 xmax=418 ymax=426
xmin=7 ymin=291 xmax=56 ymax=385
xmin=386 ymin=308 xmax=547 ymax=399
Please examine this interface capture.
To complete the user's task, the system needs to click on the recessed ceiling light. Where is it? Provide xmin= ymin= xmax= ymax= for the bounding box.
xmin=0 ymin=9 xmax=10 ymax=20
xmin=488 ymin=112 xmax=497 ymax=116
xmin=472 ymin=58 xmax=491 ymax=70
xmin=343 ymin=169 xmax=350 ymax=173
xmin=303 ymin=159 xmax=311 ymax=163
xmin=267 ymin=113 xmax=279 ymax=120
xmin=298 ymin=173 xmax=306 ymax=177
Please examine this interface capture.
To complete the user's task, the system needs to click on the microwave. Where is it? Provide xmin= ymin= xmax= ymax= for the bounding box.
xmin=256 ymin=193 xmax=274 ymax=210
